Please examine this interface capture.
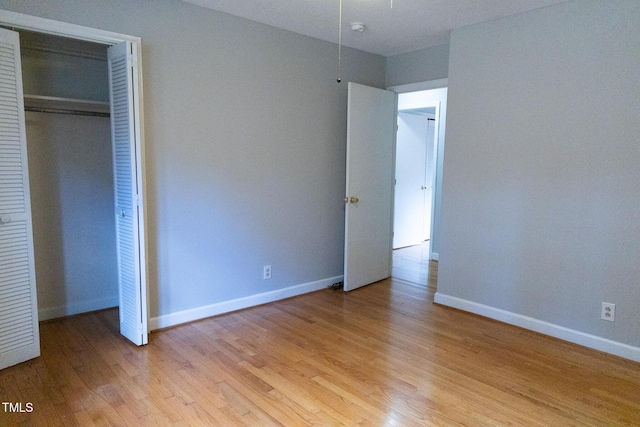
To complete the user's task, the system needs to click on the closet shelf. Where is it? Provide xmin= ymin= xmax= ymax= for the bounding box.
xmin=24 ymin=94 xmax=110 ymax=116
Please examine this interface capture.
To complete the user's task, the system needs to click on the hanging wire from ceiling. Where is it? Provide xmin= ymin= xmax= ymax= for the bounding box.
xmin=337 ymin=0 xmax=343 ymax=83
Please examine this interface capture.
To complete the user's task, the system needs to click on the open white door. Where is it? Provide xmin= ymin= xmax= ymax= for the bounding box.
xmin=344 ymin=83 xmax=396 ymax=291
xmin=423 ymin=118 xmax=436 ymax=242
xmin=108 ymin=41 xmax=148 ymax=345
xmin=0 ymin=28 xmax=40 ymax=369
xmin=393 ymin=112 xmax=429 ymax=249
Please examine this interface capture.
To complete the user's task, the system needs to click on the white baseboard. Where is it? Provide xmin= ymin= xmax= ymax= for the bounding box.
xmin=149 ymin=276 xmax=343 ymax=330
xmin=434 ymin=292 xmax=640 ymax=363
xmin=39 ymin=296 xmax=118 ymax=321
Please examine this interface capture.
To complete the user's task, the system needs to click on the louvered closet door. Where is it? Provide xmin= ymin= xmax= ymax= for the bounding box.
xmin=0 ymin=28 xmax=40 ymax=370
xmin=108 ymin=41 xmax=147 ymax=346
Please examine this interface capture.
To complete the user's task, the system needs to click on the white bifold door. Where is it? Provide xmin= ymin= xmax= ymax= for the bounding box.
xmin=0 ymin=31 xmax=147 ymax=370
xmin=108 ymin=41 xmax=148 ymax=346
xmin=343 ymin=83 xmax=397 ymax=291
xmin=0 ymin=28 xmax=40 ymax=370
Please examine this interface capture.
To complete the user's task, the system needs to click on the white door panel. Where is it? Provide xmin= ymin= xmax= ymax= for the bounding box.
xmin=0 ymin=28 xmax=40 ymax=370
xmin=423 ymin=118 xmax=436 ymax=241
xmin=108 ymin=41 xmax=147 ymax=346
xmin=394 ymin=112 xmax=428 ymax=249
xmin=344 ymin=83 xmax=396 ymax=292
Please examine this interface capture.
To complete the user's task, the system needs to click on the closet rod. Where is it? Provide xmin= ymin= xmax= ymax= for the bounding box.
xmin=24 ymin=106 xmax=110 ymax=118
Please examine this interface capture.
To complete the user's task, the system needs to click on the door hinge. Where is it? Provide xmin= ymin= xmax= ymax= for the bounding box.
xmin=128 ymin=48 xmax=138 ymax=68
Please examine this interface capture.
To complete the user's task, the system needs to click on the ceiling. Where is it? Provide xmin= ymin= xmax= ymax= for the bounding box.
xmin=182 ymin=0 xmax=569 ymax=56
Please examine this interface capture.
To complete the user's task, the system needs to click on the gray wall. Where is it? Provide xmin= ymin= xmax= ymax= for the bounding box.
xmin=26 ymin=113 xmax=118 ymax=320
xmin=439 ymin=0 xmax=640 ymax=346
xmin=386 ymin=44 xmax=449 ymax=87
xmin=0 ymin=0 xmax=386 ymax=320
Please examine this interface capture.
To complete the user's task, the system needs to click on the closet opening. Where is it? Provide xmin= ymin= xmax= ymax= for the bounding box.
xmin=1 ymin=15 xmax=147 ymax=369
xmin=17 ymin=30 xmax=119 ymax=323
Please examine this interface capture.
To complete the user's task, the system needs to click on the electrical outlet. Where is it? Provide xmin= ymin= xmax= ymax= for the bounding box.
xmin=601 ymin=302 xmax=615 ymax=322
xmin=263 ymin=265 xmax=271 ymax=280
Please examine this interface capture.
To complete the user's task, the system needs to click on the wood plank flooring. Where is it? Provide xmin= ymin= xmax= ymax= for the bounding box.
xmin=392 ymin=242 xmax=437 ymax=290
xmin=2 ymin=270 xmax=639 ymax=425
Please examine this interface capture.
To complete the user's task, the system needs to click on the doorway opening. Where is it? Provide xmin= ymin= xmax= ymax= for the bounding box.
xmin=390 ymin=84 xmax=448 ymax=289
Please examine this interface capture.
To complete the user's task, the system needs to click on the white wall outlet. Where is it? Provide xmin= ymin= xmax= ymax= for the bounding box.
xmin=601 ymin=302 xmax=615 ymax=322
xmin=263 ymin=265 xmax=272 ymax=280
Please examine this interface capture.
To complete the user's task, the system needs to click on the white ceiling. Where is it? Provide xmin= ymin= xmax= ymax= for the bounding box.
xmin=182 ymin=0 xmax=570 ymax=56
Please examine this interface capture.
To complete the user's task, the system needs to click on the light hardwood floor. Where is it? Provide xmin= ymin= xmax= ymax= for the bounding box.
xmin=392 ymin=241 xmax=437 ymax=290
xmin=2 ymin=264 xmax=639 ymax=425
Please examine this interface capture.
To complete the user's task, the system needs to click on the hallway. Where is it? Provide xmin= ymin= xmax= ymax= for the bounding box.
xmin=391 ymin=241 xmax=437 ymax=290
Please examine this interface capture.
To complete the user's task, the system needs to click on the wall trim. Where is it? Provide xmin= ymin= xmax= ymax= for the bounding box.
xmin=0 ymin=10 xmax=139 ymax=44
xmin=430 ymin=252 xmax=439 ymax=261
xmin=434 ymin=292 xmax=640 ymax=363
xmin=150 ymin=276 xmax=343 ymax=330
xmin=39 ymin=296 xmax=119 ymax=321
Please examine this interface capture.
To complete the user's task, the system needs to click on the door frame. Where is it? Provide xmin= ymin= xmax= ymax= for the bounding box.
xmin=388 ymin=79 xmax=447 ymax=262
xmin=0 ymin=11 xmax=149 ymax=337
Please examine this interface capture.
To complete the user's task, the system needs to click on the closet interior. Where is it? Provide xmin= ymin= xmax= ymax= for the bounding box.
xmin=17 ymin=30 xmax=119 ymax=320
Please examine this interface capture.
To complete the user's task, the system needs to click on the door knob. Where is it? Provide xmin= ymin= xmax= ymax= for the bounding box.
xmin=421 ymin=186 xmax=427 ymax=190
xmin=0 ymin=214 xmax=11 ymax=224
